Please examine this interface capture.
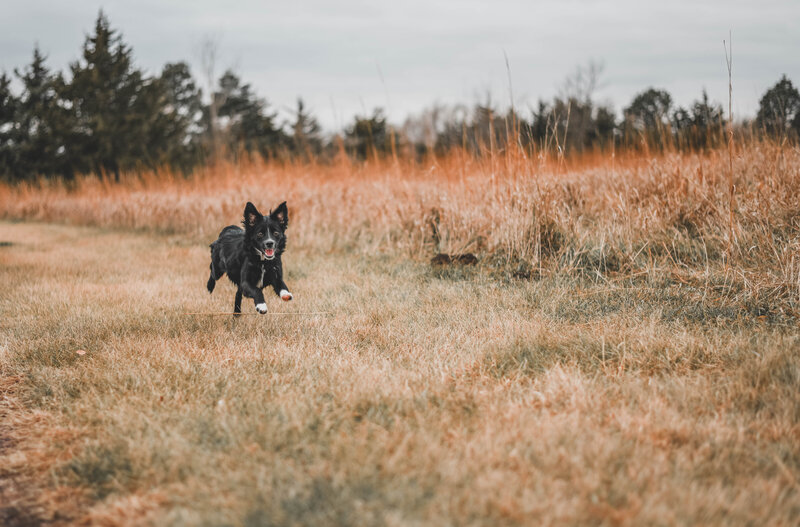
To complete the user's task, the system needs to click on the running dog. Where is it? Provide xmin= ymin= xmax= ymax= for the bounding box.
xmin=207 ymin=201 xmax=293 ymax=315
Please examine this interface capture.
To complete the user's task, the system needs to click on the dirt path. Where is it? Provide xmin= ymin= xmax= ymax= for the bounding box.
xmin=0 ymin=226 xmax=90 ymax=525
xmin=0 ymin=229 xmax=45 ymax=524
xmin=0 ymin=377 xmax=55 ymax=526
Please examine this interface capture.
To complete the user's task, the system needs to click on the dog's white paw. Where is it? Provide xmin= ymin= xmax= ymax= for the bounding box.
xmin=255 ymin=303 xmax=267 ymax=314
xmin=280 ymin=289 xmax=293 ymax=302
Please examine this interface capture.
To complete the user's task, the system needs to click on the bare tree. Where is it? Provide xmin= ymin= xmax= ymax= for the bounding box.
xmin=559 ymin=59 xmax=605 ymax=104
xmin=199 ymin=36 xmax=224 ymax=161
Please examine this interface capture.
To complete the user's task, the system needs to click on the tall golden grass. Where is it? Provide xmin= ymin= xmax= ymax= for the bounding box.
xmin=2 ymin=141 xmax=798 ymax=317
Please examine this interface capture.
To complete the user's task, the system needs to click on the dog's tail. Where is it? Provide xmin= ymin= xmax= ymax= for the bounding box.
xmin=207 ymin=262 xmax=216 ymax=293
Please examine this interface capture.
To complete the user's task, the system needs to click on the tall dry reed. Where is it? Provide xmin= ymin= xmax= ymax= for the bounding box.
xmin=1 ymin=142 xmax=798 ymax=316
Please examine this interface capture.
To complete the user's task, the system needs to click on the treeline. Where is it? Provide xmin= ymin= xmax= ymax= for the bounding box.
xmin=1 ymin=12 xmax=800 ymax=182
xmin=400 ymin=71 xmax=800 ymax=159
xmin=0 ymin=13 xmax=328 ymax=182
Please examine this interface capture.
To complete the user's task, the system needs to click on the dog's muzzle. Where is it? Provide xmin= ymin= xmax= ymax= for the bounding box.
xmin=256 ymin=247 xmax=275 ymax=260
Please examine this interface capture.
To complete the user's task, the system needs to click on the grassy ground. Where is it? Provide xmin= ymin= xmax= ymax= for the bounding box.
xmin=1 ymin=144 xmax=799 ymax=525
xmin=0 ymin=219 xmax=798 ymax=526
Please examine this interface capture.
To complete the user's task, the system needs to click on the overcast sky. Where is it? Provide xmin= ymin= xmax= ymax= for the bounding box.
xmin=1 ymin=1 xmax=798 ymax=130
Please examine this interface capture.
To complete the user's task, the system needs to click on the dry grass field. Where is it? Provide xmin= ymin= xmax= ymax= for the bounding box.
xmin=1 ymin=144 xmax=799 ymax=525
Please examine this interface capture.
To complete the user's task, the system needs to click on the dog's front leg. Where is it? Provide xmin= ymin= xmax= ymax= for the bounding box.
xmin=240 ymin=281 xmax=268 ymax=314
xmin=269 ymin=265 xmax=293 ymax=302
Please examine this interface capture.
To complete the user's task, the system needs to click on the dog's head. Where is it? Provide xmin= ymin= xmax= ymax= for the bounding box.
xmin=242 ymin=201 xmax=288 ymax=261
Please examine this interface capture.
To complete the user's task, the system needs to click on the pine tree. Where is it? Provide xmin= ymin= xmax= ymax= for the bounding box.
xmin=622 ymin=88 xmax=674 ymax=149
xmin=756 ymin=75 xmax=800 ymax=140
xmin=593 ymin=105 xmax=616 ymax=149
xmin=529 ymin=101 xmax=552 ymax=147
xmin=345 ymin=109 xmax=390 ymax=160
xmin=213 ymin=70 xmax=286 ymax=161
xmin=290 ymin=98 xmax=322 ymax=161
xmin=0 ymin=72 xmax=18 ymax=180
xmin=154 ymin=62 xmax=203 ymax=172
xmin=14 ymin=46 xmax=74 ymax=180
xmin=688 ymin=90 xmax=725 ymax=150
xmin=62 ymin=11 xmax=149 ymax=180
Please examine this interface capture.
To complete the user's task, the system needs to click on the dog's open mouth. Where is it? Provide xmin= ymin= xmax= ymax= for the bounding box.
xmin=262 ymin=248 xmax=275 ymax=260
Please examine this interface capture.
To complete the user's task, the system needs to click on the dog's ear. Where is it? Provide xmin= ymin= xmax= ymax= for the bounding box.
xmin=270 ymin=201 xmax=289 ymax=229
xmin=244 ymin=202 xmax=262 ymax=227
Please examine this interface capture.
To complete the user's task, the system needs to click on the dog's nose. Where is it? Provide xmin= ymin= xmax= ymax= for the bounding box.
xmin=265 ymin=240 xmax=275 ymax=248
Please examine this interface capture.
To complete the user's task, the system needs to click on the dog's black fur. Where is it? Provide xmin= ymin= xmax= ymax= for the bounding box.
xmin=207 ymin=201 xmax=292 ymax=315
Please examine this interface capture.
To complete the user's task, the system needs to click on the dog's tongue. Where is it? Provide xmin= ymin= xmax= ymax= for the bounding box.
xmin=265 ymin=248 xmax=275 ymax=258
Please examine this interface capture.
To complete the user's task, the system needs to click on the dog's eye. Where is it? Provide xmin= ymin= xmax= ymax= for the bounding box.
xmin=257 ymin=232 xmax=264 ymax=238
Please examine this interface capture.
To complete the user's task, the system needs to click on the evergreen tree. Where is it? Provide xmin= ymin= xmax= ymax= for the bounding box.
xmin=623 ymin=88 xmax=674 ymax=148
xmin=151 ymin=62 xmax=203 ymax=172
xmin=593 ymin=105 xmax=616 ymax=148
xmin=289 ymin=98 xmax=322 ymax=161
xmin=756 ymin=75 xmax=800 ymax=139
xmin=0 ymin=72 xmax=18 ymax=180
xmin=345 ymin=108 xmax=393 ymax=160
xmin=671 ymin=106 xmax=692 ymax=145
xmin=529 ymin=100 xmax=552 ymax=147
xmin=672 ymin=91 xmax=725 ymax=151
xmin=213 ymin=70 xmax=286 ymax=161
xmin=62 ymin=11 xmax=150 ymax=180
xmin=528 ymin=99 xmax=615 ymax=155
xmin=691 ymin=90 xmax=724 ymax=149
xmin=14 ymin=46 xmax=74 ymax=179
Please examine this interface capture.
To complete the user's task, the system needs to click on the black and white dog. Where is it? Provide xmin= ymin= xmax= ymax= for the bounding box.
xmin=207 ymin=201 xmax=293 ymax=315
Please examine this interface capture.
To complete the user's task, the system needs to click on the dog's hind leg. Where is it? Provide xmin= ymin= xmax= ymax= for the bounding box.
xmin=207 ymin=248 xmax=225 ymax=292
xmin=233 ymin=288 xmax=243 ymax=317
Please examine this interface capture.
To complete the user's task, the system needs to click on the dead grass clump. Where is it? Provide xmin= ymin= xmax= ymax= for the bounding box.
xmin=733 ymin=343 xmax=800 ymax=420
xmin=63 ymin=441 xmax=137 ymax=500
